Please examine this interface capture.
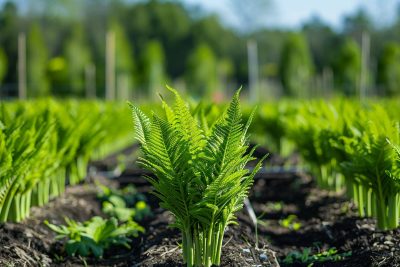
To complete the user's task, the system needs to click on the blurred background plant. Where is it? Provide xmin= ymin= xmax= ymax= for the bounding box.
xmin=0 ymin=0 xmax=400 ymax=100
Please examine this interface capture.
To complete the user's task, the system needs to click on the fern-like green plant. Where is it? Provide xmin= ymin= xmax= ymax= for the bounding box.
xmin=130 ymin=87 xmax=265 ymax=267
xmin=45 ymin=216 xmax=144 ymax=258
xmin=341 ymin=106 xmax=400 ymax=229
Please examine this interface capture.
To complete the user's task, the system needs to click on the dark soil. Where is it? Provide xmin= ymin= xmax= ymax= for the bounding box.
xmin=1 ymin=143 xmax=399 ymax=266
xmin=251 ymin=173 xmax=400 ymax=267
xmin=131 ymin=206 xmax=278 ymax=266
xmin=0 ymin=174 xmax=278 ymax=267
xmin=0 ymin=180 xmax=105 ymax=267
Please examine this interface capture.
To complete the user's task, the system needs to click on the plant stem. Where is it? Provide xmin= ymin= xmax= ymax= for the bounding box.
xmin=376 ymin=173 xmax=387 ymax=229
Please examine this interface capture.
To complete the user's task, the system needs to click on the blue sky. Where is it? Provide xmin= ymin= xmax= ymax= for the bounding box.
xmin=1 ymin=0 xmax=399 ymax=29
xmin=184 ymin=0 xmax=399 ymax=29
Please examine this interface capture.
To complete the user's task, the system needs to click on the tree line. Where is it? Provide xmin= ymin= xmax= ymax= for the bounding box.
xmin=0 ymin=0 xmax=400 ymax=99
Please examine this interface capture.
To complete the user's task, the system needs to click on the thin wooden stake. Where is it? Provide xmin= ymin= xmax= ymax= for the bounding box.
xmin=247 ymin=40 xmax=259 ymax=103
xmin=105 ymin=31 xmax=115 ymax=100
xmin=18 ymin=33 xmax=27 ymax=100
xmin=360 ymin=31 xmax=370 ymax=101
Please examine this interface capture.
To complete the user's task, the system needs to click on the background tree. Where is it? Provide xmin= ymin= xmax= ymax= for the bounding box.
xmin=123 ymin=1 xmax=191 ymax=78
xmin=141 ymin=40 xmax=166 ymax=98
xmin=27 ymin=23 xmax=49 ymax=97
xmin=302 ymin=16 xmax=340 ymax=73
xmin=343 ymin=8 xmax=374 ymax=40
xmin=278 ymin=33 xmax=314 ymax=97
xmin=185 ymin=43 xmax=218 ymax=98
xmin=332 ymin=38 xmax=361 ymax=96
xmin=47 ymin=56 xmax=68 ymax=96
xmin=0 ymin=47 xmax=7 ymax=87
xmin=0 ymin=2 xmax=18 ymax=86
xmin=63 ymin=24 xmax=92 ymax=96
xmin=377 ymin=42 xmax=400 ymax=96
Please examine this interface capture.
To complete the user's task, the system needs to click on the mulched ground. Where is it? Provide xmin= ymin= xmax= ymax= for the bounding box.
xmin=0 ymin=174 xmax=278 ymax=267
xmin=0 ymin=143 xmax=399 ymax=266
xmin=251 ymin=173 xmax=400 ymax=267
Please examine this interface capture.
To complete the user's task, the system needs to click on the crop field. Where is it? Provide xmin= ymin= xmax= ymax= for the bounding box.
xmin=0 ymin=90 xmax=399 ymax=266
xmin=3 ymin=0 xmax=400 ymax=266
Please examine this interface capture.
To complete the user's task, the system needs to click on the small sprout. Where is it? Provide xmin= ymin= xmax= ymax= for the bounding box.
xmin=45 ymin=216 xmax=144 ymax=258
xmin=282 ymin=246 xmax=352 ymax=265
xmin=265 ymin=201 xmax=283 ymax=212
xmin=280 ymin=214 xmax=301 ymax=230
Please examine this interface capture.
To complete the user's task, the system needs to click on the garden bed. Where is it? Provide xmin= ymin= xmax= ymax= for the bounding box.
xmin=0 ymin=174 xmax=278 ymax=266
xmin=251 ymin=173 xmax=400 ymax=267
xmin=1 ymin=142 xmax=399 ymax=266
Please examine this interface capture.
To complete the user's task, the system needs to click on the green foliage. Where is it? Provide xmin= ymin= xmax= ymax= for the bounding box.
xmin=0 ymin=100 xmax=134 ymax=222
xmin=63 ymin=24 xmax=92 ymax=96
xmin=2 ymin=1 xmax=400 ymax=97
xmin=27 ymin=23 xmax=50 ymax=97
xmin=283 ymin=247 xmax=352 ymax=265
xmin=377 ymin=42 xmax=400 ymax=96
xmin=130 ymin=87 xmax=266 ymax=267
xmin=141 ymin=40 xmax=166 ymax=98
xmin=332 ymin=38 xmax=361 ymax=96
xmin=279 ymin=214 xmax=301 ymax=231
xmin=340 ymin=106 xmax=400 ymax=229
xmin=102 ymin=195 xmax=136 ymax=222
xmin=45 ymin=216 xmax=144 ymax=258
xmin=279 ymin=33 xmax=314 ymax=97
xmin=185 ymin=43 xmax=218 ymax=98
xmin=0 ymin=47 xmax=7 ymax=85
xmin=47 ymin=57 xmax=68 ymax=94
xmin=250 ymin=99 xmax=400 ymax=230
xmin=97 ymin=183 xmax=151 ymax=222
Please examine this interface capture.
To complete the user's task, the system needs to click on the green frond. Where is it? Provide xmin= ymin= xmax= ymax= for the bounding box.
xmin=129 ymin=102 xmax=151 ymax=146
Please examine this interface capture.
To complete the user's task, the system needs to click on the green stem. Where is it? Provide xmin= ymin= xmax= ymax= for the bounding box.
xmin=214 ymin=223 xmax=225 ymax=266
xmin=345 ymin=178 xmax=354 ymax=199
xmin=182 ymin=231 xmax=188 ymax=264
xmin=366 ymin=188 xmax=372 ymax=217
xmin=10 ymin=193 xmax=21 ymax=222
xmin=25 ymin=190 xmax=32 ymax=218
xmin=193 ymin=226 xmax=202 ymax=266
xmin=358 ymin=184 xmax=365 ymax=217
xmin=376 ymin=173 xmax=387 ymax=230
xmin=388 ymin=193 xmax=399 ymax=229
xmin=353 ymin=182 xmax=359 ymax=206
xmin=0 ymin=178 xmax=19 ymax=222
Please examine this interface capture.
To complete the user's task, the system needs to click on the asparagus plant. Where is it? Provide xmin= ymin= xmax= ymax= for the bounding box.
xmin=130 ymin=87 xmax=265 ymax=267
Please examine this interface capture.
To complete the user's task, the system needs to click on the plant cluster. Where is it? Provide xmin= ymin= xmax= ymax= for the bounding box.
xmin=0 ymin=100 xmax=133 ymax=222
xmin=45 ymin=216 xmax=144 ymax=258
xmin=97 ymin=183 xmax=151 ymax=222
xmin=283 ymin=246 xmax=352 ymax=266
xmin=251 ymin=99 xmax=400 ymax=230
xmin=130 ymin=88 xmax=265 ymax=267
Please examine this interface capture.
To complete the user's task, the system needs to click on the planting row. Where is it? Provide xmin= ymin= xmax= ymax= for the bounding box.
xmin=0 ymin=100 xmax=133 ymax=222
xmin=248 ymin=99 xmax=400 ymax=230
xmin=183 ymin=98 xmax=400 ymax=230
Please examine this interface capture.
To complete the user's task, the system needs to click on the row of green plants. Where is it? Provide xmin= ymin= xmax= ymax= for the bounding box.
xmin=149 ymin=95 xmax=400 ymax=232
xmin=194 ymin=97 xmax=400 ymax=230
xmin=250 ymin=99 xmax=400 ymax=230
xmin=0 ymin=100 xmax=133 ymax=222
